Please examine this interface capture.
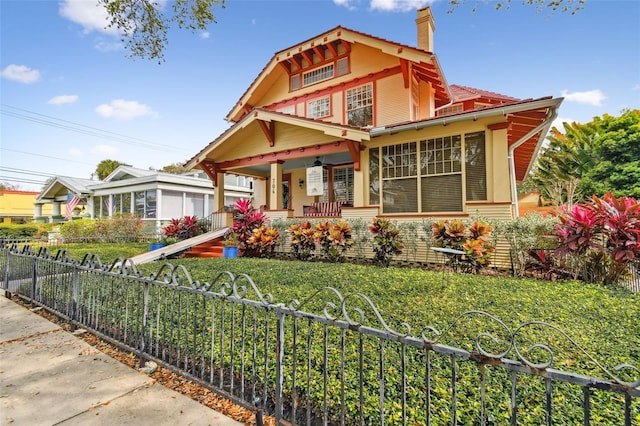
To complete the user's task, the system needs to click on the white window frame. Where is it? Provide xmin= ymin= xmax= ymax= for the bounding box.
xmin=307 ymin=97 xmax=330 ymax=119
xmin=303 ymin=64 xmax=334 ymax=86
xmin=346 ymin=83 xmax=373 ymax=127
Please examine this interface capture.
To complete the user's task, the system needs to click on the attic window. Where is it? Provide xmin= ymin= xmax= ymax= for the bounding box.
xmin=290 ymin=75 xmax=301 ymax=91
xmin=336 ymin=58 xmax=349 ymax=76
xmin=303 ymin=64 xmax=334 ymax=86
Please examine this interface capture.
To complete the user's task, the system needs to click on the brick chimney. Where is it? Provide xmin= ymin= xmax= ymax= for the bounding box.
xmin=415 ymin=7 xmax=435 ymax=52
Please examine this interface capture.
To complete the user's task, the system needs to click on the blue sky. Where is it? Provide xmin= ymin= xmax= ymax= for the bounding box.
xmin=1 ymin=0 xmax=639 ymax=191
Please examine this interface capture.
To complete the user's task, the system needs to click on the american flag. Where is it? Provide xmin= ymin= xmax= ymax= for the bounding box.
xmin=64 ymin=192 xmax=81 ymax=218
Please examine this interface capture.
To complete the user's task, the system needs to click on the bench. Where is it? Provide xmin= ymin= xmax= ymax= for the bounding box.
xmin=303 ymin=201 xmax=351 ymax=217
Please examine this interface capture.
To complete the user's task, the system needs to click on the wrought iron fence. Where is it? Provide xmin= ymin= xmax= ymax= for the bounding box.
xmin=1 ymin=242 xmax=638 ymax=425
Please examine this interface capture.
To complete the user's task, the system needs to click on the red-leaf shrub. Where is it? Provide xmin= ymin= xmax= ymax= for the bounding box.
xmin=553 ymin=193 xmax=640 ymax=285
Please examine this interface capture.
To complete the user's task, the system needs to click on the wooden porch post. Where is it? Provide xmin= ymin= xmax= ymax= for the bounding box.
xmin=213 ymin=171 xmax=226 ymax=212
xmin=269 ymin=161 xmax=283 ymax=210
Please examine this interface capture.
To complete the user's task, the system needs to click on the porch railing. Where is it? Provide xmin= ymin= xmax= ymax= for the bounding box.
xmin=1 ymin=242 xmax=638 ymax=425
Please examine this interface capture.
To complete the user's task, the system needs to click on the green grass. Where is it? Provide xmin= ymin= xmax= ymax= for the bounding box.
xmin=46 ymin=243 xmax=639 ymax=375
xmin=139 ymin=257 xmax=639 ymax=376
xmin=42 ymin=243 xmax=640 ymax=423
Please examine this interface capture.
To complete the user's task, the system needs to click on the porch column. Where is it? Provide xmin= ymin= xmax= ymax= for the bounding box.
xmin=490 ymin=124 xmax=510 ymax=203
xmin=212 ymin=171 xmax=225 ymax=212
xmin=353 ymin=168 xmax=364 ymax=207
xmin=108 ymin=194 xmax=113 ymax=218
xmin=156 ymin=188 xmax=162 ymax=232
xmin=52 ymin=201 xmax=61 ymax=217
xmin=87 ymin=196 xmax=95 ymax=218
xmin=269 ymin=161 xmax=283 ymax=210
xmin=33 ymin=203 xmax=43 ymax=220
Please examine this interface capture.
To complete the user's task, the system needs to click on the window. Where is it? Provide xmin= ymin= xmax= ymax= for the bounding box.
xmin=185 ymin=193 xmax=204 ymax=217
xmin=382 ymin=142 xmax=417 ymax=212
xmin=465 ymin=132 xmax=487 ymax=201
xmin=163 ymin=190 xmax=183 ymax=219
xmin=134 ymin=190 xmax=157 ymax=218
xmin=336 ymin=58 xmax=349 ymax=76
xmin=303 ymin=64 xmax=334 ymax=86
xmin=368 ymin=132 xmax=486 ymax=213
xmin=290 ymin=75 xmax=300 ymax=91
xmin=278 ymin=105 xmax=295 ymax=115
xmin=346 ymin=83 xmax=373 ymax=127
xmin=333 ymin=166 xmax=354 ymax=203
xmin=307 ymin=97 xmax=330 ymax=119
xmin=122 ymin=193 xmax=131 ymax=214
xmin=436 ymin=104 xmax=463 ymax=117
xmin=289 ymin=57 xmax=350 ymax=91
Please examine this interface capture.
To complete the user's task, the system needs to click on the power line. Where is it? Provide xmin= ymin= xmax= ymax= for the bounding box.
xmin=0 ymin=148 xmax=95 ymax=166
xmin=0 ymin=167 xmax=58 ymax=178
xmin=0 ymin=176 xmax=46 ymax=185
xmin=1 ymin=104 xmax=185 ymax=153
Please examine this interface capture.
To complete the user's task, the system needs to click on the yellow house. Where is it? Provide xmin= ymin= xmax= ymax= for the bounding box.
xmin=0 ymin=190 xmax=52 ymax=223
xmin=186 ymin=7 xmax=562 ymax=225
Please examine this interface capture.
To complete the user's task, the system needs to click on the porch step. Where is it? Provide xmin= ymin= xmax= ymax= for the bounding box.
xmin=184 ymin=239 xmax=225 ymax=258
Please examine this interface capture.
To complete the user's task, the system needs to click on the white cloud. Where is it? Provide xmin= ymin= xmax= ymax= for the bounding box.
xmin=68 ymin=148 xmax=84 ymax=157
xmin=1 ymin=64 xmax=41 ymax=84
xmin=560 ymin=89 xmax=607 ymax=107
xmin=200 ymin=31 xmax=210 ymax=39
xmin=59 ymin=0 xmax=118 ymax=35
xmin=95 ymin=99 xmax=158 ymax=120
xmin=48 ymin=95 xmax=79 ymax=105
xmin=333 ymin=0 xmax=358 ymax=11
xmin=369 ymin=0 xmax=433 ymax=12
xmin=632 ymin=84 xmax=640 ymax=91
xmin=91 ymin=144 xmax=119 ymax=156
xmin=335 ymin=0 xmax=434 ymax=12
xmin=94 ymin=38 xmax=123 ymax=52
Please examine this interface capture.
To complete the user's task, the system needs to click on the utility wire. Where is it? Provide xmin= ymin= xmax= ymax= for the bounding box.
xmin=1 ymin=104 xmax=184 ymax=153
xmin=0 ymin=166 xmax=58 ymax=178
xmin=0 ymin=176 xmax=45 ymax=185
xmin=0 ymin=148 xmax=96 ymax=166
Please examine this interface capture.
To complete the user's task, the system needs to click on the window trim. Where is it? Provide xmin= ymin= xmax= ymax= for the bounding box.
xmin=345 ymin=83 xmax=374 ymax=127
xmin=370 ymin=131 xmax=487 ymax=214
xmin=307 ymin=96 xmax=331 ymax=119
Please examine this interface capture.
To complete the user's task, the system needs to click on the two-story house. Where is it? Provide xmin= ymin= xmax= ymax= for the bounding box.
xmin=185 ymin=7 xmax=562 ymax=223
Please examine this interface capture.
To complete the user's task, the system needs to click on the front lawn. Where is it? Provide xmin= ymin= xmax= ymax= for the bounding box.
xmin=136 ymin=257 xmax=640 ymax=378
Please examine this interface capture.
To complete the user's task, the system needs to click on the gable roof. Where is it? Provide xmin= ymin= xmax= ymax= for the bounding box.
xmin=449 ymin=84 xmax=520 ymax=104
xmin=226 ymin=26 xmax=451 ymax=122
xmin=185 ymin=108 xmax=371 ymax=175
xmin=37 ymin=176 xmax=96 ymax=201
xmin=103 ymin=165 xmax=156 ymax=182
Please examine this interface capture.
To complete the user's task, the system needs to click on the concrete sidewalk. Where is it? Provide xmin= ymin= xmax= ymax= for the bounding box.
xmin=0 ymin=291 xmax=243 ymax=425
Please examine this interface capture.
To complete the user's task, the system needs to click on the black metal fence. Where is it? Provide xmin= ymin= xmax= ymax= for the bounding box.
xmin=1 ymin=243 xmax=638 ymax=425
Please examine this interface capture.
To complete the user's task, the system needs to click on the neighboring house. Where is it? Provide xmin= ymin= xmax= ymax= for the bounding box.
xmin=0 ymin=190 xmax=53 ymax=223
xmin=185 ymin=7 xmax=562 ymax=227
xmin=518 ymin=190 xmax=557 ymax=217
xmin=35 ymin=166 xmax=252 ymax=232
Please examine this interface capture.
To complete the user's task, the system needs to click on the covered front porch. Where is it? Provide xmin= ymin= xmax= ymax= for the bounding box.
xmin=187 ymin=109 xmax=372 ymax=219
